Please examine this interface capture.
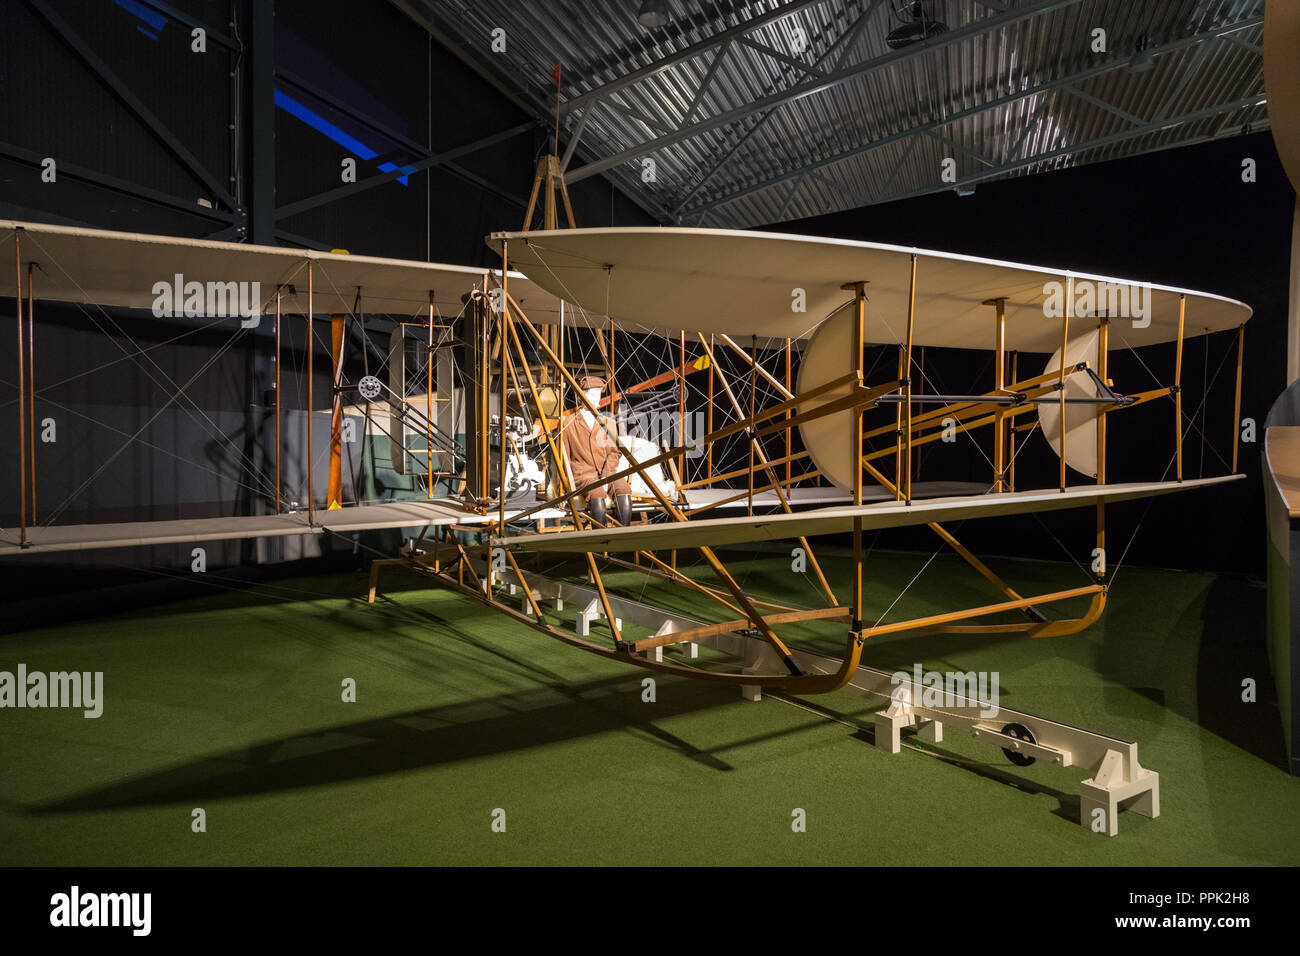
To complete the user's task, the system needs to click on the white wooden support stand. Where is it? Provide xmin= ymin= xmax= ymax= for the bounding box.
xmin=741 ymin=639 xmax=1160 ymax=836
xmin=866 ymin=680 xmax=1158 ymax=837
xmin=443 ymin=562 xmax=1162 ymax=837
xmin=576 ymin=598 xmax=621 ymax=637
xmin=1078 ymin=747 xmax=1160 ymax=837
xmin=642 ymin=621 xmax=699 ymax=663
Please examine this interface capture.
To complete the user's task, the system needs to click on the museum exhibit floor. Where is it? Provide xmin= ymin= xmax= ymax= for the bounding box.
xmin=2 ymin=547 xmax=1296 ymax=866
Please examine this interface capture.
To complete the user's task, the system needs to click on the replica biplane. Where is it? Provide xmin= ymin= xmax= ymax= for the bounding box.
xmin=1 ymin=216 xmax=1250 ymax=834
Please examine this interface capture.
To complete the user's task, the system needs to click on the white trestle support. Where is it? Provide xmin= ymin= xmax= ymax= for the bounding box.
xmin=377 ymin=556 xmax=1159 ymax=837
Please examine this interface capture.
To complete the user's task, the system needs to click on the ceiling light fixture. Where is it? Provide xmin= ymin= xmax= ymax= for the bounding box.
xmin=1128 ymin=35 xmax=1155 ymax=73
xmin=886 ymin=1 xmax=948 ymax=51
xmin=637 ymin=0 xmax=670 ymax=29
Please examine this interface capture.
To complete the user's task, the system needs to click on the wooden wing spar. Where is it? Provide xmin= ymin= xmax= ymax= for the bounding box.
xmin=486 ymin=227 xmax=1251 ymax=348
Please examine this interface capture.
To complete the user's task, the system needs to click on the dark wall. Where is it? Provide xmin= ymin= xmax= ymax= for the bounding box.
xmin=0 ymin=0 xmax=653 ymax=250
xmin=0 ymin=0 xmax=653 ymax=606
xmin=778 ymin=131 xmax=1296 ymax=576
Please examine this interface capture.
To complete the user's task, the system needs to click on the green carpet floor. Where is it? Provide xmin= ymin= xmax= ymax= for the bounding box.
xmin=1 ymin=546 xmax=1297 ymax=865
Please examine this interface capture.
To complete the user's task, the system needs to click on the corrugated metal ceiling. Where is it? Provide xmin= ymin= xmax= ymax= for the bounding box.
xmin=395 ymin=0 xmax=1268 ymax=227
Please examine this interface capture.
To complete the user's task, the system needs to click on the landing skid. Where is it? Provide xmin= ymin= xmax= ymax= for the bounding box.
xmin=369 ymin=553 xmax=1157 ymax=837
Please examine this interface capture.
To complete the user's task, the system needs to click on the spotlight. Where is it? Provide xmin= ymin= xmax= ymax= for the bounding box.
xmin=637 ymin=0 xmax=669 ymax=28
xmin=1128 ymin=35 xmax=1155 ymax=73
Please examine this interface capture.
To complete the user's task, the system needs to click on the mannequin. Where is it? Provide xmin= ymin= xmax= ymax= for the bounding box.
xmin=565 ymin=374 xmax=633 ymax=526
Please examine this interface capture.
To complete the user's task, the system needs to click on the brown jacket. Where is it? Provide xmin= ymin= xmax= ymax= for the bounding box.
xmin=564 ymin=411 xmax=631 ymax=499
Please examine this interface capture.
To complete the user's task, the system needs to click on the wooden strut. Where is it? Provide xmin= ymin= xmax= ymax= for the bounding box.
xmin=307 ymin=261 xmax=314 ymax=524
xmin=439 ymin=269 xmax=1148 ymax=688
xmin=895 ymin=346 xmax=904 ymax=499
xmin=416 ymin=319 xmax=1117 ymax=687
xmin=1175 ymin=293 xmax=1186 ymax=481
xmin=785 ymin=338 xmax=793 ymax=489
xmin=500 ymin=296 xmax=624 ymax=645
xmin=665 ymin=454 xmax=683 ymax=575
xmin=986 ymin=296 xmax=1007 ymax=492
xmin=904 ymin=253 xmax=916 ymax=501
xmin=858 ymin=456 xmax=1053 ymax=630
xmin=478 ymin=274 xmax=489 ymax=506
xmin=430 ymin=561 xmax=859 ymax=691
xmin=914 ymin=346 xmax=924 ymax=482
xmin=503 ymin=289 xmax=858 ymax=685
xmin=707 ymin=333 xmax=714 ymax=486
xmin=718 ymin=332 xmax=792 ymax=400
xmin=866 ymin=365 xmax=1066 ymax=439
xmin=1232 ymin=324 xmax=1244 ymax=473
xmin=696 ymin=334 xmax=838 ymax=607
xmin=1009 ymin=352 xmax=1018 ymax=490
xmin=682 ymin=450 xmax=808 ymax=488
xmin=521 ymin=154 xmax=577 ymax=233
xmin=275 ymin=287 xmax=281 ymax=514
xmin=608 ymin=548 xmax=745 ymax=617
xmin=1059 ymin=274 xmax=1070 ymax=492
xmin=869 ymin=405 xmax=1039 ymax=464
xmin=428 ymin=290 xmax=435 ymax=499
xmin=874 ymin=349 xmax=1144 ymax=461
xmin=748 ymin=335 xmax=755 ymax=517
xmin=679 ymin=330 xmax=687 ymax=495
xmin=327 ymin=312 xmax=346 ymax=510
xmin=853 ymin=371 xmax=1106 ymax=635
xmin=851 ymin=293 xmax=1060 ymax=630
xmin=634 ymin=606 xmax=851 ymax=653
xmin=862 ymin=585 xmax=1104 ymax=639
xmin=26 ymin=261 xmax=35 ymax=523
xmin=508 ymin=366 xmax=870 ymax=524
xmin=14 ymin=229 xmax=27 ymax=546
xmin=539 ymin=353 xmax=710 ymax=427
xmin=1097 ymin=315 xmax=1109 ymax=580
xmin=843 ymin=281 xmax=867 ymax=635
xmin=499 ymin=245 xmax=509 ymax=537
xmin=685 ymin=470 xmax=823 ymax=515
xmin=602 ymin=553 xmax=754 ymax=615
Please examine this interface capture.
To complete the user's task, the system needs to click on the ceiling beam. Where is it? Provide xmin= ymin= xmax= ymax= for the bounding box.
xmin=672 ymin=0 xmax=887 ymax=215
xmin=24 ymin=0 xmax=239 ymax=210
xmin=274 ymin=122 xmax=536 ymax=221
xmin=1058 ymin=85 xmax=1144 ymax=127
xmin=565 ymin=0 xmax=1086 ymax=185
xmin=680 ymin=38 xmax=733 ymax=127
xmin=559 ymin=0 xmax=833 ymax=115
xmin=387 ymin=0 xmax=675 ymax=225
xmin=682 ymin=14 xmax=1264 ymax=217
xmin=721 ymin=93 xmax=1268 ymax=222
xmin=736 ymin=35 xmax=825 ymax=79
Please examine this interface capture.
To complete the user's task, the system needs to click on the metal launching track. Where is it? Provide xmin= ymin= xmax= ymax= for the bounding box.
xmin=374 ymin=555 xmax=1157 ymax=837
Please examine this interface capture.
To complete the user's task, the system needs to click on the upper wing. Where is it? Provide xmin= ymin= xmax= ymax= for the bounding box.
xmin=1 ymin=219 xmax=564 ymax=320
xmin=487 ymin=227 xmax=1251 ymax=349
xmin=493 ymin=475 xmax=1240 ymax=553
